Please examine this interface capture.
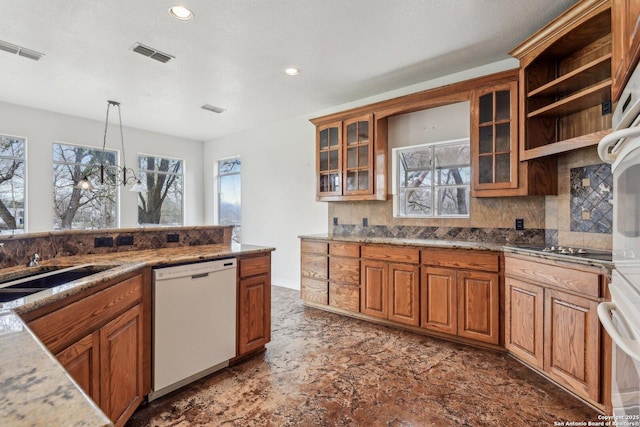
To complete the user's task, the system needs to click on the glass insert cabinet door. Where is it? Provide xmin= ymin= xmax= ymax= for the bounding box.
xmin=471 ymin=81 xmax=518 ymax=193
xmin=317 ymin=121 xmax=342 ymax=195
xmin=343 ymin=114 xmax=373 ymax=195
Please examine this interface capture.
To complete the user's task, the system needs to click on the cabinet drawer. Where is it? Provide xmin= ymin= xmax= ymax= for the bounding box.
xmin=329 ymin=283 xmax=360 ymax=312
xmin=301 ymin=240 xmax=328 ymax=255
xmin=27 ymin=274 xmax=143 ymax=354
xmin=239 ymin=254 xmax=270 ymax=278
xmin=329 ymin=257 xmax=360 ymax=285
xmin=422 ymin=248 xmax=500 ymax=272
xmin=361 ymin=245 xmax=419 ymax=264
xmin=301 ymin=253 xmax=328 ymax=280
xmin=505 ymin=255 xmax=601 ymax=298
xmin=301 ymin=278 xmax=328 ymax=305
xmin=330 ymin=242 xmax=359 ymax=257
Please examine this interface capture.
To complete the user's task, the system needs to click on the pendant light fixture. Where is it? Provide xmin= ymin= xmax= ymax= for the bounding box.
xmin=75 ymin=100 xmax=146 ymax=192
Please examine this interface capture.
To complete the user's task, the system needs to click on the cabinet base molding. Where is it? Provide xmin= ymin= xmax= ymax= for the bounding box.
xmin=302 ymin=301 xmax=506 ymax=353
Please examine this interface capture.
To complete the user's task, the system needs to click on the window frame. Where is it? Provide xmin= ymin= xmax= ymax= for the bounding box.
xmin=392 ymin=138 xmax=470 ymax=218
xmin=0 ymin=133 xmax=26 ymax=233
xmin=137 ymin=153 xmax=185 ymax=227
xmin=52 ymin=141 xmax=120 ymax=230
xmin=217 ymin=156 xmax=241 ymax=226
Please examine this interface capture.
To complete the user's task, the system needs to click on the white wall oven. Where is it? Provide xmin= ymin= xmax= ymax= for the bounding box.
xmin=598 ymin=63 xmax=640 ymax=419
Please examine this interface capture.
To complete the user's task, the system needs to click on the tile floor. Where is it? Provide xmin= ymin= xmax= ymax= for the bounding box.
xmin=126 ymin=286 xmax=601 ymax=426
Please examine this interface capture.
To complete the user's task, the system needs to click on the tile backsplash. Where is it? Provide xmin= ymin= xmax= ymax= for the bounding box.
xmin=569 ymin=163 xmax=613 ymax=234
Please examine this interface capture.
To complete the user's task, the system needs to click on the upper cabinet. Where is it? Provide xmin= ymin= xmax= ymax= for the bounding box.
xmin=612 ymin=0 xmax=640 ymax=101
xmin=510 ymin=0 xmax=613 ymax=160
xmin=470 ymin=76 xmax=557 ymax=197
xmin=312 ymin=113 xmax=387 ymax=202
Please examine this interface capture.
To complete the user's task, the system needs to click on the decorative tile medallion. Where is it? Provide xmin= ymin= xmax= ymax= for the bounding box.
xmin=570 ymin=164 xmax=613 ymax=234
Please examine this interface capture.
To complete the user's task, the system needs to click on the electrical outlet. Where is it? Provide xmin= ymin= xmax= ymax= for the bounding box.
xmin=116 ymin=235 xmax=134 ymax=246
xmin=166 ymin=233 xmax=179 ymax=243
xmin=333 ymin=217 xmax=338 ymax=226
xmin=362 ymin=218 xmax=368 ymax=227
xmin=515 ymin=218 xmax=524 ymax=231
xmin=602 ymin=100 xmax=612 ymax=115
xmin=94 ymin=237 xmax=114 ymax=248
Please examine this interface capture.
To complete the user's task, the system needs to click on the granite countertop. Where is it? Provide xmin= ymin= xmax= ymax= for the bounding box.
xmin=299 ymin=233 xmax=507 ymax=252
xmin=299 ymin=234 xmax=614 ymax=269
xmin=0 ymin=243 xmax=275 ymax=427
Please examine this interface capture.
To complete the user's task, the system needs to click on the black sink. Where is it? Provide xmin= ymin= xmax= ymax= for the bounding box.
xmin=0 ymin=265 xmax=113 ymax=303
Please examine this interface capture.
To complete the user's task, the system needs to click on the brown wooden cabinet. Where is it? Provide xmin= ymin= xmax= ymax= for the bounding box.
xmin=505 ymin=277 xmax=545 ymax=369
xmin=421 ymin=262 xmax=500 ymax=345
xmin=300 ymin=240 xmax=329 ymax=305
xmin=612 ymin=0 xmax=640 ymax=101
xmin=510 ymin=0 xmax=612 ymax=160
xmin=361 ymin=245 xmax=420 ymax=327
xmin=23 ymin=271 xmax=149 ymax=427
xmin=237 ymin=253 xmax=272 ymax=356
xmin=311 ymin=113 xmax=387 ymax=202
xmin=505 ymin=253 xmax=608 ymax=406
xmin=470 ymin=79 xmax=557 ymax=197
xmin=545 ymin=288 xmax=601 ymax=402
xmin=329 ymin=242 xmax=360 ymax=311
xmin=421 ymin=248 xmax=501 ymax=345
xmin=421 ymin=267 xmax=457 ymax=335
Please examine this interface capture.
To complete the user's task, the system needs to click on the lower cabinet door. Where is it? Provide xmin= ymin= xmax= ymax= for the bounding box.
xmin=100 ymin=304 xmax=144 ymax=427
xmin=360 ymin=260 xmax=388 ymax=319
xmin=56 ymin=331 xmax=101 ymax=404
xmin=457 ymin=271 xmax=499 ymax=345
xmin=421 ymin=267 xmax=457 ymax=335
xmin=544 ymin=289 xmax=600 ymax=402
xmin=238 ymin=274 xmax=272 ymax=355
xmin=388 ymin=263 xmax=419 ymax=326
xmin=505 ymin=277 xmax=544 ymax=369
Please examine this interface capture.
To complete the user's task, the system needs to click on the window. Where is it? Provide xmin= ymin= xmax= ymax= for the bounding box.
xmin=0 ymin=135 xmax=25 ymax=233
xmin=218 ymin=157 xmax=241 ymax=242
xmin=137 ymin=155 xmax=183 ymax=225
xmin=393 ymin=138 xmax=470 ymax=217
xmin=53 ymin=143 xmax=118 ymax=229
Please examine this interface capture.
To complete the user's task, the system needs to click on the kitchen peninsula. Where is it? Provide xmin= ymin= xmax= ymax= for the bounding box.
xmin=0 ymin=226 xmax=274 ymax=427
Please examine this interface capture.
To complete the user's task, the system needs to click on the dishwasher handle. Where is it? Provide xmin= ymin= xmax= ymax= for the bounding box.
xmin=191 ymin=272 xmax=209 ymax=279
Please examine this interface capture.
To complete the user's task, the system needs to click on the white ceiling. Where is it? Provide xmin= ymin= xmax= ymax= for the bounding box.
xmin=0 ymin=0 xmax=577 ymax=142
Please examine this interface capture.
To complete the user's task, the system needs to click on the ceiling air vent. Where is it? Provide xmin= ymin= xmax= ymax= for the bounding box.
xmin=0 ymin=40 xmax=44 ymax=61
xmin=201 ymin=104 xmax=226 ymax=114
xmin=131 ymin=43 xmax=174 ymax=63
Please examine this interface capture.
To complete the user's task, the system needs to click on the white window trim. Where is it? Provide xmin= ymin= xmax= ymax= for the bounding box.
xmin=392 ymin=137 xmax=470 ymax=219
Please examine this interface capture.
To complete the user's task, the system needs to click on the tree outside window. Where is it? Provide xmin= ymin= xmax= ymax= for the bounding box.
xmin=137 ymin=155 xmax=183 ymax=225
xmin=0 ymin=135 xmax=25 ymax=233
xmin=394 ymin=139 xmax=470 ymax=218
xmin=218 ymin=158 xmax=241 ymax=243
xmin=52 ymin=143 xmax=118 ymax=229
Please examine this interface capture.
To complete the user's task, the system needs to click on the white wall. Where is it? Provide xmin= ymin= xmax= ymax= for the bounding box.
xmin=204 ymin=59 xmax=517 ymax=290
xmin=0 ymin=102 xmax=204 ymax=231
xmin=204 ymin=116 xmax=328 ymax=289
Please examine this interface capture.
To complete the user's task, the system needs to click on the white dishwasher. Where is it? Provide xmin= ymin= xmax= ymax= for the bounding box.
xmin=150 ymin=258 xmax=237 ymax=401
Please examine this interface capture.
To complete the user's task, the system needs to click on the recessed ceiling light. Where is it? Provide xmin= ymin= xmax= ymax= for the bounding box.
xmin=169 ymin=6 xmax=193 ymax=21
xmin=284 ymin=68 xmax=301 ymax=76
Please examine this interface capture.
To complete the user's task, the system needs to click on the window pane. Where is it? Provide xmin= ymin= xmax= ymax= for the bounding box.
xmin=394 ymin=138 xmax=470 ymax=218
xmin=436 ymin=187 xmax=469 ymax=216
xmin=138 ymin=155 xmax=184 ymax=225
xmin=0 ymin=135 xmax=25 ymax=233
xmin=219 ymin=174 xmax=241 ymax=225
xmin=402 ymin=188 xmax=432 ymax=216
xmin=52 ymin=143 xmax=117 ymax=229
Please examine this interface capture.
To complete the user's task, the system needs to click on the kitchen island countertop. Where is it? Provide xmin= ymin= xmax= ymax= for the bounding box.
xmin=0 ymin=242 xmax=275 ymax=427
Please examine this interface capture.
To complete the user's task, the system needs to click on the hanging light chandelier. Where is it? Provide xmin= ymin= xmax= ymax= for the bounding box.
xmin=75 ymin=100 xmax=146 ymax=192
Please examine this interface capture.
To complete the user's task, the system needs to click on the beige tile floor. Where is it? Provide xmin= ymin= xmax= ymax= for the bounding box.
xmin=127 ymin=286 xmax=600 ymax=427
